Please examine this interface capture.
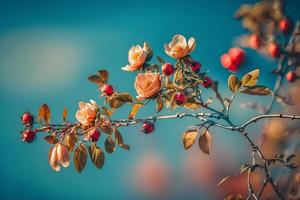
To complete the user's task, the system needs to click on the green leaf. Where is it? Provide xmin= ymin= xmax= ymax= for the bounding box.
xmin=228 ymin=75 xmax=241 ymax=93
xmin=240 ymin=86 xmax=273 ymax=96
xmin=241 ymin=69 xmax=259 ymax=87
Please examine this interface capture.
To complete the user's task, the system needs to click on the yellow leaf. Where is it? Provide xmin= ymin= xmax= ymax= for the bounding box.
xmin=38 ymin=103 xmax=51 ymax=124
xmin=240 ymin=86 xmax=273 ymax=96
xmin=182 ymin=129 xmax=199 ymax=150
xmin=199 ymin=130 xmax=212 ymax=154
xmin=241 ymin=69 xmax=259 ymax=87
xmin=156 ymin=95 xmax=164 ymax=113
xmin=129 ymin=104 xmax=143 ymax=119
xmin=228 ymin=75 xmax=241 ymax=93
xmin=62 ymin=107 xmax=68 ymax=122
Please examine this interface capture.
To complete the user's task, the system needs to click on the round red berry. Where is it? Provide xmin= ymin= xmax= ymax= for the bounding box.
xmin=162 ymin=63 xmax=174 ymax=76
xmin=228 ymin=47 xmax=245 ymax=66
xmin=174 ymin=92 xmax=187 ymax=105
xmin=268 ymin=43 xmax=281 ymax=58
xmin=228 ymin=64 xmax=239 ymax=72
xmin=190 ymin=61 xmax=201 ymax=73
xmin=202 ymin=76 xmax=212 ymax=88
xmin=279 ymin=18 xmax=291 ymax=34
xmin=22 ymin=130 xmax=35 ymax=143
xmin=286 ymin=71 xmax=296 ymax=82
xmin=249 ymin=34 xmax=260 ymax=49
xmin=220 ymin=53 xmax=233 ymax=68
xmin=89 ymin=129 xmax=101 ymax=142
xmin=101 ymin=84 xmax=114 ymax=96
xmin=142 ymin=122 xmax=154 ymax=134
xmin=22 ymin=112 xmax=34 ymax=125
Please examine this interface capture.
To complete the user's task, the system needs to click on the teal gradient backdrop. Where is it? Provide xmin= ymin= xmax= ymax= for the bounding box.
xmin=0 ymin=0 xmax=299 ymax=199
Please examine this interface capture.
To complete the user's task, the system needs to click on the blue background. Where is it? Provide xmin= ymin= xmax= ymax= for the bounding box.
xmin=0 ymin=0 xmax=299 ymax=199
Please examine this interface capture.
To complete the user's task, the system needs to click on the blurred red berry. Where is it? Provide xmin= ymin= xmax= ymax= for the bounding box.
xmin=249 ymin=34 xmax=260 ymax=49
xmin=190 ymin=61 xmax=201 ymax=73
xmin=228 ymin=64 xmax=239 ymax=72
xmin=279 ymin=18 xmax=291 ymax=34
xmin=202 ymin=76 xmax=212 ymax=88
xmin=220 ymin=53 xmax=232 ymax=68
xmin=228 ymin=47 xmax=245 ymax=66
xmin=22 ymin=130 xmax=35 ymax=143
xmin=142 ymin=122 xmax=154 ymax=134
xmin=162 ymin=63 xmax=174 ymax=76
xmin=89 ymin=129 xmax=101 ymax=142
xmin=286 ymin=71 xmax=296 ymax=82
xmin=268 ymin=43 xmax=281 ymax=58
xmin=174 ymin=92 xmax=187 ymax=105
xmin=22 ymin=112 xmax=34 ymax=125
xmin=101 ymin=84 xmax=114 ymax=96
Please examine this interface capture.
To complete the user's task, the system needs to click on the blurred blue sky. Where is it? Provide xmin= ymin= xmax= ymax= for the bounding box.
xmin=0 ymin=0 xmax=299 ymax=199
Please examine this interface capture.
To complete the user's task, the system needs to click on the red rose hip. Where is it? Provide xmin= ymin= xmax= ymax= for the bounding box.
xmin=174 ymin=92 xmax=187 ymax=105
xmin=142 ymin=122 xmax=154 ymax=134
xmin=22 ymin=130 xmax=36 ymax=143
xmin=279 ymin=18 xmax=291 ymax=34
xmin=101 ymin=84 xmax=114 ymax=96
xmin=249 ymin=34 xmax=260 ymax=49
xmin=89 ymin=128 xmax=101 ymax=142
xmin=220 ymin=54 xmax=232 ymax=69
xmin=162 ymin=63 xmax=174 ymax=76
xmin=228 ymin=47 xmax=245 ymax=66
xmin=268 ymin=43 xmax=280 ymax=58
xmin=22 ymin=112 xmax=34 ymax=125
xmin=286 ymin=71 xmax=296 ymax=82
xmin=190 ymin=61 xmax=201 ymax=73
xmin=202 ymin=76 xmax=212 ymax=88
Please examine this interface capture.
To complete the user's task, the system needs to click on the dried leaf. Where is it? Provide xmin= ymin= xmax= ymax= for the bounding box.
xmin=156 ymin=95 xmax=164 ymax=113
xmin=38 ymin=103 xmax=51 ymax=124
xmin=44 ymin=135 xmax=58 ymax=144
xmin=88 ymin=143 xmax=105 ymax=169
xmin=88 ymin=75 xmax=102 ymax=84
xmin=48 ymin=145 xmax=60 ymax=172
xmin=109 ymin=93 xmax=133 ymax=108
xmin=73 ymin=143 xmax=87 ymax=173
xmin=241 ymin=69 xmax=259 ymax=86
xmin=114 ymin=128 xmax=130 ymax=151
xmin=184 ymin=97 xmax=201 ymax=110
xmin=129 ymin=104 xmax=143 ymax=119
xmin=65 ymin=132 xmax=77 ymax=152
xmin=198 ymin=130 xmax=212 ymax=155
xmin=173 ymin=69 xmax=183 ymax=85
xmin=240 ymin=86 xmax=273 ymax=96
xmin=182 ymin=129 xmax=199 ymax=150
xmin=62 ymin=107 xmax=68 ymax=122
xmin=228 ymin=75 xmax=241 ymax=93
xmin=57 ymin=143 xmax=70 ymax=168
xmin=217 ymin=176 xmax=231 ymax=186
xmin=104 ymin=137 xmax=115 ymax=153
xmin=97 ymin=70 xmax=109 ymax=83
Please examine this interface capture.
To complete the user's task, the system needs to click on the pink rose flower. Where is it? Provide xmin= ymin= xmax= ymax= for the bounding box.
xmin=134 ymin=72 xmax=161 ymax=100
xmin=75 ymin=100 xmax=98 ymax=126
xmin=122 ymin=43 xmax=148 ymax=71
xmin=164 ymin=34 xmax=196 ymax=59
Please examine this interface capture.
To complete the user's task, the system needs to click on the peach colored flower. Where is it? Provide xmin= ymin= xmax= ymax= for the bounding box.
xmin=49 ymin=143 xmax=69 ymax=171
xmin=122 ymin=43 xmax=148 ymax=72
xmin=75 ymin=100 xmax=98 ymax=126
xmin=134 ymin=72 xmax=161 ymax=100
xmin=164 ymin=34 xmax=196 ymax=59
